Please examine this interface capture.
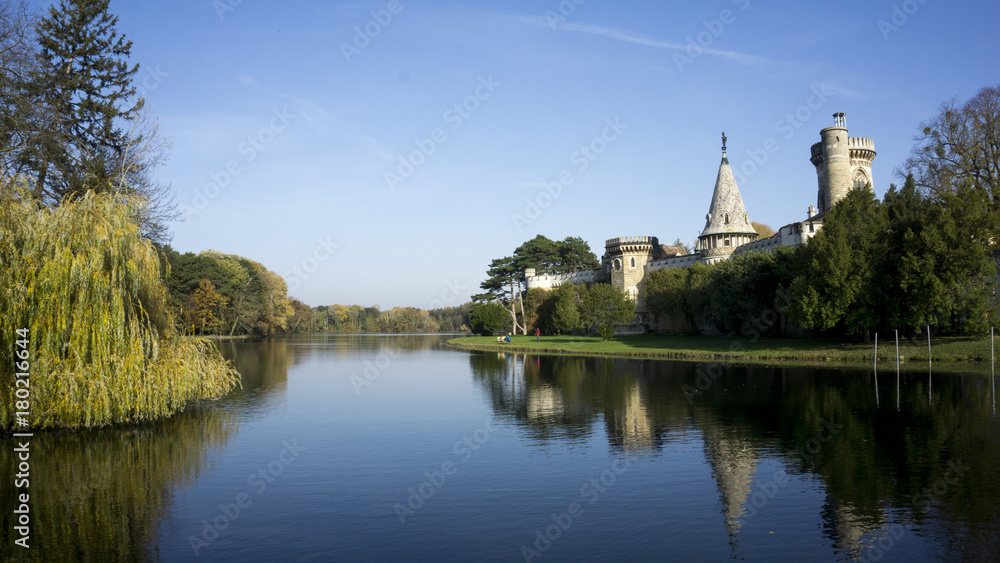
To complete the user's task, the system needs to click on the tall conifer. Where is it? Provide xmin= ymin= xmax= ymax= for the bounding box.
xmin=27 ymin=0 xmax=139 ymax=201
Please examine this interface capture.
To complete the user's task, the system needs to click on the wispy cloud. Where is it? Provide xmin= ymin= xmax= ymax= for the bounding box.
xmin=515 ymin=16 xmax=782 ymax=70
xmin=517 ymin=17 xmax=868 ymax=100
xmin=361 ymin=136 xmax=395 ymax=161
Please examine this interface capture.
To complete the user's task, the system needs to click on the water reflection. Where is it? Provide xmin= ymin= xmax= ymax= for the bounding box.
xmin=0 ymin=336 xmax=305 ymax=562
xmin=0 ymin=405 xmax=238 ymax=562
xmin=470 ymin=353 xmax=1000 ymax=560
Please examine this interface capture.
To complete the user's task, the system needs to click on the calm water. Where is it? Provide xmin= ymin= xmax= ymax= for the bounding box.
xmin=2 ymin=334 xmax=999 ymax=562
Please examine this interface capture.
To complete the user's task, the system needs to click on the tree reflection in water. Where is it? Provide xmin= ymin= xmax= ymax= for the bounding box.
xmin=470 ymin=352 xmax=1000 ymax=561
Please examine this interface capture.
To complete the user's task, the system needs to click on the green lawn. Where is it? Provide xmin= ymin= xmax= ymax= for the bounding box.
xmin=448 ymin=333 xmax=1000 ymax=371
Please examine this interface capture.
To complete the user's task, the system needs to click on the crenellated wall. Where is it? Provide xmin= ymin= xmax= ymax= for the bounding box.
xmin=732 ymin=219 xmax=819 ymax=256
xmin=524 ymin=269 xmax=599 ymax=290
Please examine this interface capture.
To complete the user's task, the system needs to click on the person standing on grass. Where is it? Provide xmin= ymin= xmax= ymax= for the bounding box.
xmin=535 ymin=328 xmax=540 ymax=342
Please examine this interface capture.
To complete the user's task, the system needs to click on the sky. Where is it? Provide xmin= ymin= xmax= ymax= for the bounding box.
xmin=54 ymin=0 xmax=1000 ymax=308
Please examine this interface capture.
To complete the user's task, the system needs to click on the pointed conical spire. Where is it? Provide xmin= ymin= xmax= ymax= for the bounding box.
xmin=698 ymin=134 xmax=758 ymax=261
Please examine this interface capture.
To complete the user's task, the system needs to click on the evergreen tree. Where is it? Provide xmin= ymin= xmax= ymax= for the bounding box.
xmin=469 ymin=302 xmax=510 ymax=336
xmin=27 ymin=0 xmax=140 ymax=202
xmin=556 ymin=236 xmax=600 ymax=273
xmin=789 ymin=186 xmax=887 ymax=338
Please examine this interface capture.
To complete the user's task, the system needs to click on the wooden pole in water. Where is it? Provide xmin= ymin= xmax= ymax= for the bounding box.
xmin=874 ymin=333 xmax=879 ymax=407
xmin=927 ymin=325 xmax=932 ymax=369
xmin=896 ymin=328 xmax=899 ymax=412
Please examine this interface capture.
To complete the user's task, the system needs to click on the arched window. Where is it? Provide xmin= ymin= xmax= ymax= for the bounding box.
xmin=853 ymin=170 xmax=869 ymax=190
xmin=630 ymin=257 xmax=635 ymax=268
xmin=724 ymin=213 xmax=730 ymax=224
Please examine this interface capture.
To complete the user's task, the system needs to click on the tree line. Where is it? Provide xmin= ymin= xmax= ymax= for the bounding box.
xmin=158 ymin=247 xmax=474 ymax=336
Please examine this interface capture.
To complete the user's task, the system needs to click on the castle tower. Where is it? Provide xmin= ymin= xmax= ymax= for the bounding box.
xmin=603 ymin=236 xmax=658 ymax=309
xmin=697 ymin=133 xmax=758 ymax=264
xmin=810 ymin=113 xmax=876 ymax=214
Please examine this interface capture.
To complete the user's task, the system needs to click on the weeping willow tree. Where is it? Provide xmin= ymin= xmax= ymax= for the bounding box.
xmin=0 ymin=181 xmax=239 ymax=429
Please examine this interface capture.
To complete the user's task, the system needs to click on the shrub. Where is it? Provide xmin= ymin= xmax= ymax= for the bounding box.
xmin=469 ymin=302 xmax=509 ymax=336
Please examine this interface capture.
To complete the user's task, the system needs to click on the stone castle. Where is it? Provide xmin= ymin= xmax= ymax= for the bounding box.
xmin=524 ymin=112 xmax=876 ymax=327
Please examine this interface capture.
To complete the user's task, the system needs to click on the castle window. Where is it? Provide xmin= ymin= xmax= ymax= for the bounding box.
xmin=724 ymin=213 xmax=730 ymax=224
xmin=853 ymin=170 xmax=869 ymax=190
xmin=613 ymin=259 xmax=621 ymax=271
xmin=724 ymin=238 xmax=730 ymax=246
xmin=630 ymin=257 xmax=635 ymax=268
xmin=809 ymin=223 xmax=814 ymax=232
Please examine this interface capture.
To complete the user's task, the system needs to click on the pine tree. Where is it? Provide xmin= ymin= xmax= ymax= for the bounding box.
xmin=27 ymin=0 xmax=139 ymax=202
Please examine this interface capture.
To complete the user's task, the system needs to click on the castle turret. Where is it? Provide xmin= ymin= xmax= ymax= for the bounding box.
xmin=810 ymin=113 xmax=876 ymax=214
xmin=603 ymin=236 xmax=658 ymax=308
xmin=697 ymin=133 xmax=758 ymax=264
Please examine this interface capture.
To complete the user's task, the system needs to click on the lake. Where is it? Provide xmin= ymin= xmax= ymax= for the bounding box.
xmin=2 ymin=333 xmax=999 ymax=562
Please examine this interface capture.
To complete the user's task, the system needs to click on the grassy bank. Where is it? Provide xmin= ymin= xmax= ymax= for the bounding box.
xmin=448 ymin=333 xmax=999 ymax=371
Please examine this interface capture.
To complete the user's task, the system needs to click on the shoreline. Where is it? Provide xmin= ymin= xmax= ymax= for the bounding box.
xmin=447 ymin=334 xmax=998 ymax=373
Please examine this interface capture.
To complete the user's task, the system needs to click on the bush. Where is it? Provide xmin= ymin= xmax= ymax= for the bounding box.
xmin=469 ymin=302 xmax=509 ymax=336
xmin=598 ymin=323 xmax=616 ymax=341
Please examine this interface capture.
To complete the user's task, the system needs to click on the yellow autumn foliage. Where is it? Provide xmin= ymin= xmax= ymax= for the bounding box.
xmin=0 ymin=182 xmax=239 ymax=429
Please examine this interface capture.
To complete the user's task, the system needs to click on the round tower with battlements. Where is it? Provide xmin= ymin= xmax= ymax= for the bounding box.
xmin=810 ymin=113 xmax=876 ymax=214
xmin=603 ymin=236 xmax=658 ymax=307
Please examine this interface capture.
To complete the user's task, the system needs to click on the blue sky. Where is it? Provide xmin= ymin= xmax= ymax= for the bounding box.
xmin=88 ymin=0 xmax=999 ymax=308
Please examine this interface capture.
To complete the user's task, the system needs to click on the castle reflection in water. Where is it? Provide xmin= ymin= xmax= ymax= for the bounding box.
xmin=470 ymin=351 xmax=1000 ymax=561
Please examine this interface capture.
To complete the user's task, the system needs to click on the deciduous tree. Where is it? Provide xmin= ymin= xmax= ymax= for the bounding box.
xmin=898 ymin=83 xmax=1000 ymax=205
xmin=580 ymin=284 xmax=636 ymax=339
